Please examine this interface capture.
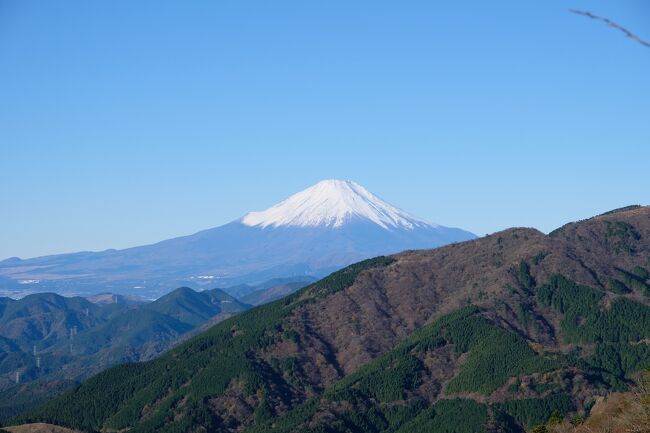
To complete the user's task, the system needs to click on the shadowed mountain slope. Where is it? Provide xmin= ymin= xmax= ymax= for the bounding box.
xmin=0 ymin=288 xmax=249 ymax=421
xmin=13 ymin=205 xmax=650 ymax=433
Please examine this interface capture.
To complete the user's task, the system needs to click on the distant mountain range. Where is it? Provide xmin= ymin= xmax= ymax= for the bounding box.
xmin=0 ymin=180 xmax=475 ymax=298
xmin=13 ymin=205 xmax=650 ymax=433
xmin=0 ymin=287 xmax=250 ymax=420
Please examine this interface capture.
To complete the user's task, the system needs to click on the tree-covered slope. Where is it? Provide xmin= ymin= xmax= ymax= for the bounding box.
xmin=144 ymin=287 xmax=249 ymax=326
xmin=0 ymin=294 xmax=111 ymax=352
xmin=0 ymin=288 xmax=250 ymax=420
xmin=11 ymin=206 xmax=650 ymax=433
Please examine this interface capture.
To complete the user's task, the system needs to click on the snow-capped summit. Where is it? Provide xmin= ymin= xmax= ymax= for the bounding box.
xmin=0 ymin=180 xmax=476 ymax=297
xmin=241 ymin=179 xmax=437 ymax=230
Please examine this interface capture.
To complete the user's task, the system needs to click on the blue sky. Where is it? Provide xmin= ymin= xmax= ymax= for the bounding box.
xmin=1 ymin=0 xmax=649 ymax=259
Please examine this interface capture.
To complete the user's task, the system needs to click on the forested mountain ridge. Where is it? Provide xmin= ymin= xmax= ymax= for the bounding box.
xmin=12 ymin=205 xmax=650 ymax=433
xmin=0 ymin=288 xmax=249 ymax=420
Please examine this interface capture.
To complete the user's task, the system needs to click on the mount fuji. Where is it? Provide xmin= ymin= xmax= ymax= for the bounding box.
xmin=0 ymin=180 xmax=476 ymax=298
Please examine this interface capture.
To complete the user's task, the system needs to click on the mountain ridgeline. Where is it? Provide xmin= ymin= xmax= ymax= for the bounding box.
xmin=12 ymin=205 xmax=650 ymax=433
xmin=0 ymin=288 xmax=250 ymax=420
xmin=0 ymin=180 xmax=475 ymax=298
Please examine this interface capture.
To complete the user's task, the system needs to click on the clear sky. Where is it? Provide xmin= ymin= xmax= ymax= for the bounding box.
xmin=1 ymin=0 xmax=649 ymax=260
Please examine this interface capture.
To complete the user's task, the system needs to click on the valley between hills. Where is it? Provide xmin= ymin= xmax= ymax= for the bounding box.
xmin=0 ymin=278 xmax=319 ymax=420
xmin=3 ymin=204 xmax=650 ymax=433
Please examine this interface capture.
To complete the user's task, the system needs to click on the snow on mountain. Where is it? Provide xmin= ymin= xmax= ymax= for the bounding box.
xmin=241 ymin=180 xmax=437 ymax=230
xmin=0 ymin=180 xmax=476 ymax=297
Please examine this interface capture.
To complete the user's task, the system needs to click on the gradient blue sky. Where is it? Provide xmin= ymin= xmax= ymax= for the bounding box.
xmin=1 ymin=0 xmax=649 ymax=259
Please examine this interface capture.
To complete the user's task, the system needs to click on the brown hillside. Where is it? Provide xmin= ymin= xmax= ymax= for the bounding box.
xmin=205 ymin=206 xmax=650 ymax=427
xmin=18 ymin=205 xmax=650 ymax=432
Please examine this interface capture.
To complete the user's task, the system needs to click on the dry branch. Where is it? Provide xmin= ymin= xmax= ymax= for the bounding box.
xmin=570 ymin=9 xmax=650 ymax=48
